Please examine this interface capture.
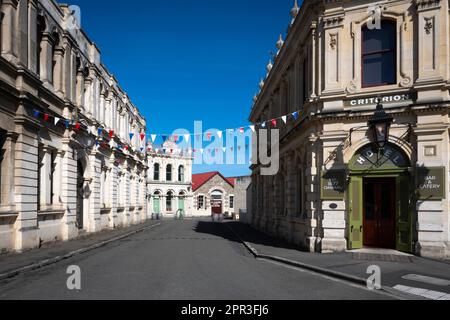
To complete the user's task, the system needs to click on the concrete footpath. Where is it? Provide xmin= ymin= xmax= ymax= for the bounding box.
xmin=0 ymin=220 xmax=161 ymax=281
xmin=225 ymin=221 xmax=450 ymax=300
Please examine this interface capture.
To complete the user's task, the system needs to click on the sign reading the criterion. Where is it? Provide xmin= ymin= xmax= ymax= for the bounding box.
xmin=321 ymin=170 xmax=346 ymax=200
xmin=345 ymin=93 xmax=417 ymax=107
xmin=416 ymin=167 xmax=446 ymax=200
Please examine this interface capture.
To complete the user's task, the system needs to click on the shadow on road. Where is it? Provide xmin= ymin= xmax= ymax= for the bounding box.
xmin=193 ymin=220 xmax=302 ymax=252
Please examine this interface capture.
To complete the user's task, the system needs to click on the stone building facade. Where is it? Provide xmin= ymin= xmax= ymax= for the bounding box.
xmin=192 ymin=172 xmax=236 ymax=217
xmin=249 ymin=0 xmax=450 ymax=259
xmin=147 ymin=141 xmax=194 ymax=219
xmin=233 ymin=176 xmax=252 ymax=220
xmin=0 ymin=0 xmax=148 ymax=253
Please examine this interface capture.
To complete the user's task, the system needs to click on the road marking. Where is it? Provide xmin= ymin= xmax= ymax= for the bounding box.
xmin=393 ymin=285 xmax=450 ymax=300
xmin=401 ymin=274 xmax=450 ymax=286
xmin=260 ymin=258 xmax=403 ymax=300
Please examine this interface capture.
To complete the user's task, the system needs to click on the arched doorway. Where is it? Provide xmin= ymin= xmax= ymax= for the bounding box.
xmin=153 ymin=191 xmax=161 ymax=215
xmin=211 ymin=190 xmax=223 ymax=215
xmin=178 ymin=191 xmax=186 ymax=215
xmin=348 ymin=143 xmax=412 ymax=252
xmin=76 ymin=159 xmax=85 ymax=230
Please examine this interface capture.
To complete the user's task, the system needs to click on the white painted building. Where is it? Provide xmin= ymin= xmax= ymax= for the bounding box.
xmin=147 ymin=141 xmax=194 ymax=219
xmin=0 ymin=0 xmax=148 ymax=253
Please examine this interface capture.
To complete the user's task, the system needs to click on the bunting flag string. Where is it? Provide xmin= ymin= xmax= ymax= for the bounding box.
xmin=145 ymin=109 xmax=303 ymax=143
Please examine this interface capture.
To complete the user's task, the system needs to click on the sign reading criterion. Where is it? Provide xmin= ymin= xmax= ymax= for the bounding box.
xmin=345 ymin=93 xmax=416 ymax=107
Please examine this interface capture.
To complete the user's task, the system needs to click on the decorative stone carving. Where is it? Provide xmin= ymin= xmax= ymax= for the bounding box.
xmin=424 ymin=18 xmax=433 ymax=34
xmin=345 ymin=80 xmax=357 ymax=94
xmin=330 ymin=34 xmax=337 ymax=50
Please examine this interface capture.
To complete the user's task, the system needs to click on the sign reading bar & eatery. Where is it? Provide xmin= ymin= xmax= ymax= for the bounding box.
xmin=416 ymin=167 xmax=446 ymax=200
xmin=321 ymin=170 xmax=346 ymax=200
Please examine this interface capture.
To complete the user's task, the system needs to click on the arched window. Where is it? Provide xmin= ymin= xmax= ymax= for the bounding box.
xmin=178 ymin=165 xmax=185 ymax=182
xmin=362 ymin=20 xmax=397 ymax=87
xmin=153 ymin=163 xmax=160 ymax=181
xmin=166 ymin=191 xmax=173 ymax=212
xmin=166 ymin=164 xmax=172 ymax=181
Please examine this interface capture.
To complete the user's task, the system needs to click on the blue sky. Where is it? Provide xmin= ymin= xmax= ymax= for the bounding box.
xmin=67 ymin=0 xmax=296 ymax=177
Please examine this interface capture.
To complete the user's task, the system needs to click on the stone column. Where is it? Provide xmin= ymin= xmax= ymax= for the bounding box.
xmin=53 ymin=46 xmax=65 ymax=96
xmin=13 ymin=114 xmax=39 ymax=251
xmin=108 ymin=154 xmax=117 ymax=228
xmin=16 ymin=0 xmax=28 ymax=67
xmin=88 ymin=151 xmax=101 ymax=232
xmin=60 ymin=143 xmax=78 ymax=241
xmin=76 ymin=67 xmax=85 ymax=111
xmin=0 ymin=132 xmax=17 ymax=208
xmin=39 ymin=146 xmax=51 ymax=206
xmin=304 ymin=134 xmax=319 ymax=252
xmin=1 ymin=0 xmax=19 ymax=63
xmin=123 ymin=157 xmax=131 ymax=226
xmin=39 ymin=33 xmax=54 ymax=85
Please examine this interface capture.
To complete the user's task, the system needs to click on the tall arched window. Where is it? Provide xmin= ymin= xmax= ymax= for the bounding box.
xmin=153 ymin=163 xmax=160 ymax=181
xmin=362 ymin=20 xmax=397 ymax=87
xmin=166 ymin=164 xmax=172 ymax=181
xmin=178 ymin=165 xmax=184 ymax=182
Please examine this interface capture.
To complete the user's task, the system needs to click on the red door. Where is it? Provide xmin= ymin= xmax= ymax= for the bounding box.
xmin=363 ymin=178 xmax=396 ymax=249
xmin=212 ymin=201 xmax=222 ymax=214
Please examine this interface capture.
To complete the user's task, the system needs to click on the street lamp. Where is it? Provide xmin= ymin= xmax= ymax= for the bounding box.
xmin=368 ymin=99 xmax=394 ymax=150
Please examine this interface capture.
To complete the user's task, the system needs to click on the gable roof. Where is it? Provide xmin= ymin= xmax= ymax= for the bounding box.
xmin=192 ymin=171 xmax=235 ymax=192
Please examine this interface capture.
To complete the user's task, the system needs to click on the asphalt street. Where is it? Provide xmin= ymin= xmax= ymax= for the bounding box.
xmin=0 ymin=220 xmax=394 ymax=300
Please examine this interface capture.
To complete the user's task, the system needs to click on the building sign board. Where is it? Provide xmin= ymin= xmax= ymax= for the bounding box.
xmin=416 ymin=167 xmax=446 ymax=200
xmin=344 ymin=93 xmax=417 ymax=107
xmin=321 ymin=170 xmax=346 ymax=200
xmin=350 ymin=145 xmax=409 ymax=170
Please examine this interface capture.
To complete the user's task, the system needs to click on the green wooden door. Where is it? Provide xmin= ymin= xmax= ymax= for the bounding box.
xmin=396 ymin=175 xmax=412 ymax=253
xmin=349 ymin=176 xmax=363 ymax=249
xmin=153 ymin=197 xmax=160 ymax=214
xmin=178 ymin=197 xmax=185 ymax=213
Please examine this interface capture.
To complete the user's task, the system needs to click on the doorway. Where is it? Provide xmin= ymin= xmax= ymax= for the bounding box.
xmin=76 ymin=160 xmax=84 ymax=230
xmin=211 ymin=191 xmax=223 ymax=215
xmin=363 ymin=178 xmax=396 ymax=249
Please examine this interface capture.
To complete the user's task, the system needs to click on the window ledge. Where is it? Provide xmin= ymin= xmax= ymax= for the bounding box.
xmin=38 ymin=205 xmax=65 ymax=215
xmin=0 ymin=205 xmax=17 ymax=215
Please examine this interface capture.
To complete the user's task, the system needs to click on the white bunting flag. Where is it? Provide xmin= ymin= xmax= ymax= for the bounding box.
xmin=155 ymin=148 xmax=159 ymax=153
xmin=200 ymin=149 xmax=204 ymax=154
xmin=249 ymin=125 xmax=255 ymax=132
xmin=151 ymin=134 xmax=157 ymax=142
xmin=222 ymin=147 xmax=227 ymax=153
xmin=54 ymin=117 xmax=60 ymax=126
xmin=281 ymin=116 xmax=287 ymax=124
xmin=184 ymin=134 xmax=190 ymax=143
xmin=217 ymin=131 xmax=223 ymax=139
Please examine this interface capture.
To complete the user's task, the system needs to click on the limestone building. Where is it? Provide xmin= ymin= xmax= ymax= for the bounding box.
xmin=192 ymin=172 xmax=237 ymax=218
xmin=249 ymin=0 xmax=450 ymax=259
xmin=0 ymin=0 xmax=148 ymax=253
xmin=147 ymin=141 xmax=194 ymax=218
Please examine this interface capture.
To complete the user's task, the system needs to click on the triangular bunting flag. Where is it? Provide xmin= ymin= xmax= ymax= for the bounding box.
xmin=222 ymin=147 xmax=227 ymax=153
xmin=54 ymin=117 xmax=60 ymax=126
xmin=206 ymin=133 xmax=212 ymax=141
xmin=292 ymin=111 xmax=299 ymax=120
xmin=109 ymin=130 xmax=114 ymax=138
xmin=98 ymin=128 xmax=103 ymax=136
xmin=281 ymin=116 xmax=287 ymax=124
xmin=129 ymin=133 xmax=134 ymax=140
xmin=261 ymin=122 xmax=266 ymax=128
xmin=140 ymin=133 xmax=145 ymax=141
xmin=43 ymin=114 xmax=49 ymax=122
xmin=151 ymin=134 xmax=157 ymax=142
xmin=217 ymin=131 xmax=223 ymax=139
xmin=239 ymin=127 xmax=245 ymax=134
xmin=184 ymin=134 xmax=190 ymax=143
xmin=162 ymin=135 xmax=168 ymax=143
xmin=33 ymin=110 xmax=40 ymax=118
xmin=249 ymin=125 xmax=255 ymax=132
xmin=271 ymin=119 xmax=277 ymax=127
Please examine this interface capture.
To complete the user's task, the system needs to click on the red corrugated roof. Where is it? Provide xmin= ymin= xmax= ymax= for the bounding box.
xmin=192 ymin=172 xmax=235 ymax=191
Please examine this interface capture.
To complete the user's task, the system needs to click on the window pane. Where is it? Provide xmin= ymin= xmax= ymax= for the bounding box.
xmin=363 ymin=22 xmax=396 ymax=53
xmin=362 ymin=52 xmax=396 ymax=86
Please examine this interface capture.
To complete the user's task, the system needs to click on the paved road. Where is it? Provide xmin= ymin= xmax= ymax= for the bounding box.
xmin=0 ymin=220 xmax=394 ymax=300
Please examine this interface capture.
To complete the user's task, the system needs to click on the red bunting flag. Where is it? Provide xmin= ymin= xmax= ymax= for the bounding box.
xmin=75 ymin=123 xmax=81 ymax=130
xmin=44 ymin=114 xmax=49 ymax=122
xmin=239 ymin=127 xmax=245 ymax=134
xmin=271 ymin=119 xmax=277 ymax=127
xmin=124 ymin=146 xmax=129 ymax=151
xmin=109 ymin=130 xmax=114 ymax=138
xmin=173 ymin=135 xmax=179 ymax=142
xmin=206 ymin=133 xmax=212 ymax=141
xmin=140 ymin=133 xmax=145 ymax=141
